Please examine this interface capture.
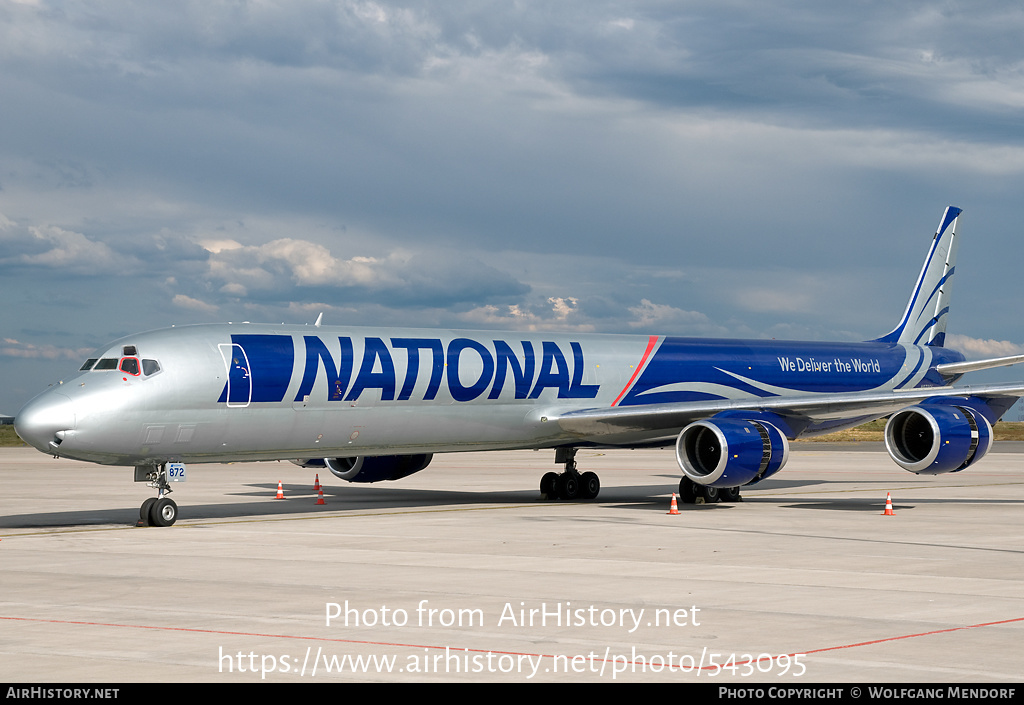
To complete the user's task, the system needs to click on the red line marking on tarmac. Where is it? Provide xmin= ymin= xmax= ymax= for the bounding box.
xmin=4 ymin=615 xmax=1022 ymax=670
xmin=794 ymin=616 xmax=1024 ymax=656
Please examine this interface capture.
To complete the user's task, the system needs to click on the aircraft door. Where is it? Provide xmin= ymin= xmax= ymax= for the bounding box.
xmin=219 ymin=343 xmax=252 ymax=407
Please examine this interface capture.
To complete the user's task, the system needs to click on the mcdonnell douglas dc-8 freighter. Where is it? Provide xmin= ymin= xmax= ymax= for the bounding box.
xmin=14 ymin=207 xmax=1024 ymax=526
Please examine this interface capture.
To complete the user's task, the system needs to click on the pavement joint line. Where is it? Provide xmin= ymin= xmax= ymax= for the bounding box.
xmin=747 ymin=481 xmax=1024 ymax=496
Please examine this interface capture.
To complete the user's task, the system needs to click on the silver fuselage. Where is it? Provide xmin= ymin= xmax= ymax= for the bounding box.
xmin=15 ymin=322 xmax=964 ymax=467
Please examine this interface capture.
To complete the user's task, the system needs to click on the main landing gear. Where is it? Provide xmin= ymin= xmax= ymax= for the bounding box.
xmin=678 ymin=476 xmax=742 ymax=504
xmin=539 ymin=448 xmax=600 ymax=501
xmin=135 ymin=463 xmax=178 ymax=527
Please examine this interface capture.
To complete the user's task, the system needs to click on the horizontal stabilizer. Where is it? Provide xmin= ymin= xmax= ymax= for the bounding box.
xmin=936 ymin=354 xmax=1024 ymax=376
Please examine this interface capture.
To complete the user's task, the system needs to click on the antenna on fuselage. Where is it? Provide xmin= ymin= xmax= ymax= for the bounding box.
xmin=314 ymin=312 xmax=323 ymax=328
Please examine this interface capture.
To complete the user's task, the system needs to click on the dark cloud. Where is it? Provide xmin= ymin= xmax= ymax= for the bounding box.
xmin=2 ymin=1 xmax=1024 ymax=413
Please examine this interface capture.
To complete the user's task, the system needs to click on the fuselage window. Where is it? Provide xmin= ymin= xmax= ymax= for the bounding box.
xmin=80 ymin=359 xmax=98 ymax=371
xmin=119 ymin=357 xmax=141 ymax=376
xmin=94 ymin=358 xmax=119 ymax=370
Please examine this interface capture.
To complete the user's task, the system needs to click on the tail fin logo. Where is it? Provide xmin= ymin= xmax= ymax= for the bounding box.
xmin=874 ymin=206 xmax=962 ymax=347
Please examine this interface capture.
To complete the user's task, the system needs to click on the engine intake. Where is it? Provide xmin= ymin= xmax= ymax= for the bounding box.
xmin=324 ymin=454 xmax=433 ymax=483
xmin=676 ymin=418 xmax=789 ymax=488
xmin=884 ymin=404 xmax=991 ymax=474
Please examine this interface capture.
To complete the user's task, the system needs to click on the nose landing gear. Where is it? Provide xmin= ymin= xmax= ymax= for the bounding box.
xmin=135 ymin=463 xmax=179 ymax=527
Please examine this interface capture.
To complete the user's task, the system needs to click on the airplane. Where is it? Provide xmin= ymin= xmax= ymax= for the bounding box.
xmin=14 ymin=206 xmax=1024 ymax=527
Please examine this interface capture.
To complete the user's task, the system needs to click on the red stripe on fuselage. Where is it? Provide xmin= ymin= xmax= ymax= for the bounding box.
xmin=611 ymin=335 xmax=659 ymax=407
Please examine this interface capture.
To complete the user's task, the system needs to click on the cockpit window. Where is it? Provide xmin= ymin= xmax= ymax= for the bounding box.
xmin=119 ymin=357 xmax=141 ymax=376
xmin=85 ymin=353 xmax=161 ymax=377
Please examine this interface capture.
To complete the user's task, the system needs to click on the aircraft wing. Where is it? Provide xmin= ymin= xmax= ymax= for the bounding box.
xmin=552 ymin=382 xmax=1024 ymax=437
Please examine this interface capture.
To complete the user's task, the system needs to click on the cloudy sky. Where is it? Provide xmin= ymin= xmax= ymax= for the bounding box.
xmin=3 ymin=1 xmax=1024 ymax=414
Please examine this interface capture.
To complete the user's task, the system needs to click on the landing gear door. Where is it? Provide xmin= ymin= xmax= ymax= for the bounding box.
xmin=219 ymin=343 xmax=252 ymax=408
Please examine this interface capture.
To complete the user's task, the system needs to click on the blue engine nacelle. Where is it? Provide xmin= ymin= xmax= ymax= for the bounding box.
xmin=884 ymin=404 xmax=992 ymax=474
xmin=324 ymin=454 xmax=434 ymax=483
xmin=675 ymin=418 xmax=789 ymax=488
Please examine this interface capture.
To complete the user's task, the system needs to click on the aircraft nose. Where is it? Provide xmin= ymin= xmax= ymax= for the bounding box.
xmin=14 ymin=391 xmax=76 ymax=452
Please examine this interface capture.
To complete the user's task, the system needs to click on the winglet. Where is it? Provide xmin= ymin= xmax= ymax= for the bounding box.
xmin=873 ymin=206 xmax=962 ymax=346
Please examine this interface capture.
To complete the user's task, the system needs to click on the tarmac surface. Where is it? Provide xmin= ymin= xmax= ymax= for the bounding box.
xmin=1 ymin=444 xmax=1023 ymax=683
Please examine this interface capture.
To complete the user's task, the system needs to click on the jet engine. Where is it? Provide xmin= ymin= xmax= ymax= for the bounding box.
xmin=323 ymin=454 xmax=434 ymax=483
xmin=676 ymin=418 xmax=789 ymax=488
xmin=884 ymin=403 xmax=991 ymax=474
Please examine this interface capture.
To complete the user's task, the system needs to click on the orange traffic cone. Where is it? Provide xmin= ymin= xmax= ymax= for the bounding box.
xmin=667 ymin=493 xmax=680 ymax=515
xmin=313 ymin=474 xmax=321 ymax=492
xmin=275 ymin=481 xmax=285 ymax=500
xmin=316 ymin=488 xmax=326 ymax=505
xmin=882 ymin=492 xmax=894 ymax=516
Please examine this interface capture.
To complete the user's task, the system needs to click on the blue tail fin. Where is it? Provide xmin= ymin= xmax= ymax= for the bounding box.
xmin=873 ymin=206 xmax=962 ymax=347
